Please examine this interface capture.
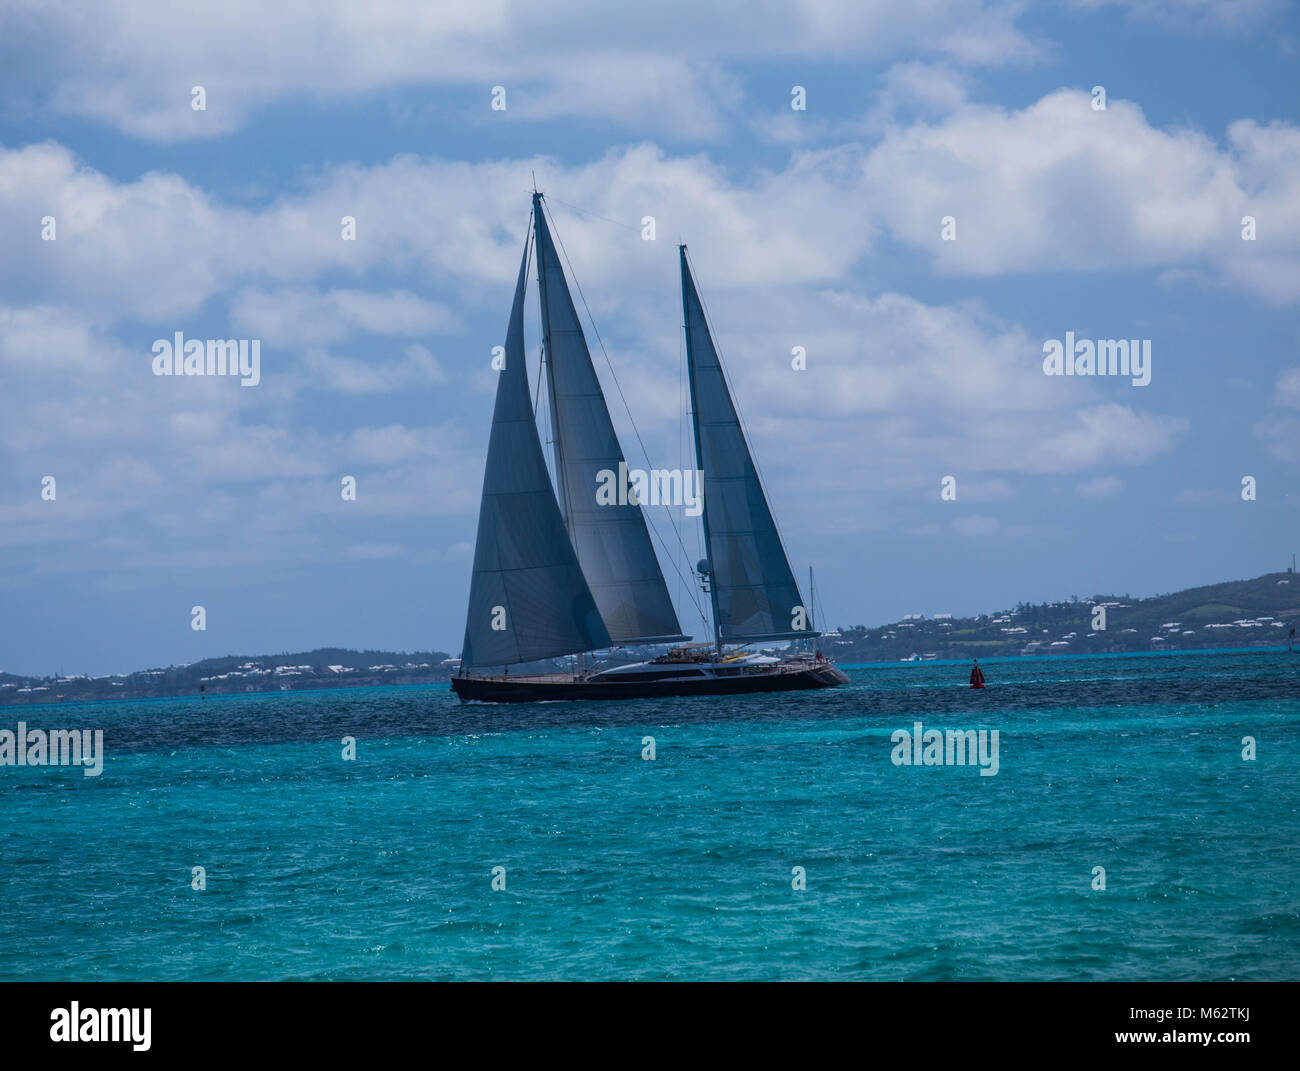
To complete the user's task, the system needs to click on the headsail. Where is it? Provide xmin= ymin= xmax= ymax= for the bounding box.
xmin=533 ymin=194 xmax=688 ymax=645
xmin=460 ymin=229 xmax=611 ymax=669
xmin=681 ymin=246 xmax=816 ymax=643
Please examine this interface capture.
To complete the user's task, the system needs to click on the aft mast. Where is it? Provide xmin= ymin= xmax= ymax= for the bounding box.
xmin=679 ymin=245 xmax=817 ymax=654
xmin=809 ymin=566 xmax=816 ymax=653
xmin=680 ymin=246 xmax=725 ymax=660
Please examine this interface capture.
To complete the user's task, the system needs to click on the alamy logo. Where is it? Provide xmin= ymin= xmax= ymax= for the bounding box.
xmin=596 ymin=462 xmax=703 ymax=517
xmin=152 ymin=332 xmax=261 ymax=386
xmin=891 ymin=721 xmax=1000 ymax=776
xmin=0 ymin=722 xmax=103 ymax=776
xmin=1042 ymin=332 xmax=1150 ymax=387
xmin=50 ymin=1003 xmax=150 ymax=1051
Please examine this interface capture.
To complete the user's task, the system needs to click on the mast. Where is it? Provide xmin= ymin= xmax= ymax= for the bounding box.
xmin=680 ymin=245 xmax=725 ymax=660
xmin=533 ymin=193 xmax=569 ymax=531
xmin=680 ymin=245 xmax=817 ymax=650
xmin=809 ymin=566 xmax=816 ymax=653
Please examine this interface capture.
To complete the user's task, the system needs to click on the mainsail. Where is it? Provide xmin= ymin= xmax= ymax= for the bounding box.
xmin=533 ymin=194 xmax=688 ymax=644
xmin=680 ymin=246 xmax=816 ymax=643
xmin=460 ymin=230 xmax=611 ymax=668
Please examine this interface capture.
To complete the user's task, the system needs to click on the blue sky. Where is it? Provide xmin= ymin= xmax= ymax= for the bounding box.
xmin=1 ymin=0 xmax=1298 ymax=675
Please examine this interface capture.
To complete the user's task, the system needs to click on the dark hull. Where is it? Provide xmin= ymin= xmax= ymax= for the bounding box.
xmin=451 ymin=662 xmax=849 ymax=703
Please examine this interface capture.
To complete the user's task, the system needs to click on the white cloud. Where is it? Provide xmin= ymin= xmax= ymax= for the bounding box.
xmin=1174 ymin=487 xmax=1236 ymax=504
xmin=1075 ymin=474 xmax=1123 ymax=499
xmin=862 ymin=91 xmax=1300 ymax=300
xmin=344 ymin=543 xmax=407 ymax=561
xmin=230 ymin=289 xmax=455 ymax=347
xmin=1254 ymin=366 xmax=1300 ymax=461
xmin=2 ymin=1 xmax=1044 ymax=140
xmin=1271 ymin=366 xmax=1300 ymax=409
xmin=954 ymin=478 xmax=1015 ymax=502
xmin=6 ymin=90 xmax=1299 ymax=340
xmin=299 ymin=344 xmax=444 ymax=394
xmin=4 ymin=115 xmax=1262 ymax=569
xmin=756 ymin=60 xmax=975 ymax=146
xmin=876 ymin=62 xmax=972 ymax=120
xmin=1069 ymin=0 xmax=1286 ymax=32
xmin=0 ymin=141 xmax=881 ymax=324
xmin=345 ymin=424 xmax=460 ymax=466
xmin=0 ymin=301 xmax=480 ymax=578
xmin=954 ymin=514 xmax=1000 ymax=536
xmin=638 ymin=285 xmax=1188 ymax=488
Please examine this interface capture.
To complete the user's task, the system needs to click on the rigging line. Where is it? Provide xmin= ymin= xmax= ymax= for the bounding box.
xmin=676 ymin=319 xmax=702 ymax=629
xmin=548 ymin=197 xmax=640 ymax=233
xmin=682 ymin=283 xmax=716 ymax=644
xmin=681 ymin=318 xmax=710 ymax=634
xmin=682 ymin=245 xmax=809 ymax=610
xmin=541 ymin=197 xmax=710 ymax=630
xmin=685 ymin=315 xmax=706 ymax=615
xmin=808 ymin=567 xmax=816 ymax=635
xmin=546 ymin=199 xmax=709 ymax=632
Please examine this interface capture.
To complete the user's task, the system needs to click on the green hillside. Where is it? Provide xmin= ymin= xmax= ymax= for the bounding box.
xmin=821 ymin=572 xmax=1300 ymax=663
xmin=2 ymin=573 xmax=1297 ymax=704
xmin=0 ymin=647 xmax=454 ymax=704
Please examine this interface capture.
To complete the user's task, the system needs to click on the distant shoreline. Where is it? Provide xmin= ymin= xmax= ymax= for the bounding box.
xmin=841 ymin=645 xmax=1293 ymax=669
xmin=1 ymin=645 xmax=1292 ymax=711
xmin=3 ymin=571 xmax=1295 ymax=706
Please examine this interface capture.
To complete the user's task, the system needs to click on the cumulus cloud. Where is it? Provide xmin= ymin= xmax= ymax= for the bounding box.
xmin=0 ymin=302 xmax=480 ymax=579
xmin=1254 ymin=366 xmax=1300 ymax=462
xmin=0 ymin=123 xmax=1213 ymax=570
xmin=1271 ymin=366 xmax=1300 ymax=409
xmin=0 ymin=1 xmax=1044 ymax=140
xmin=230 ymin=289 xmax=455 ymax=347
xmin=1074 ymin=474 xmax=1123 ymax=499
xmin=953 ymin=478 xmax=1015 ymax=502
xmin=875 ymin=62 xmax=973 ymax=121
xmin=862 ymin=91 xmax=1300 ymax=300
xmin=0 ymin=141 xmax=881 ymax=325
xmin=1069 ymin=0 xmax=1287 ymax=32
xmin=6 ymin=88 xmax=1299 ymax=336
xmin=954 ymin=514 xmax=1000 ymax=536
xmin=1174 ymin=488 xmax=1236 ymax=504
xmin=649 ymin=285 xmax=1187 ymax=497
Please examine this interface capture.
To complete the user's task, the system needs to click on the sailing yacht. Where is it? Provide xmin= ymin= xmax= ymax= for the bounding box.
xmin=450 ymin=194 xmax=849 ymax=702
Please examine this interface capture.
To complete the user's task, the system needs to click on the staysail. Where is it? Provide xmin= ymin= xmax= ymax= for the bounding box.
xmin=680 ymin=246 xmax=816 ymax=643
xmin=460 ymin=230 xmax=611 ymax=669
xmin=533 ymin=194 xmax=688 ymax=645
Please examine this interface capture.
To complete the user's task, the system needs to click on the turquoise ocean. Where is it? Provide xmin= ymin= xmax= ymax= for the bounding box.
xmin=1 ymin=650 xmax=1297 ymax=980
